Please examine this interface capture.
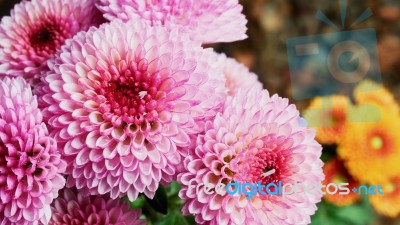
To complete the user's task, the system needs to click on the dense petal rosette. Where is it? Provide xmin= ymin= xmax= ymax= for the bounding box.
xmin=178 ymin=89 xmax=324 ymax=225
xmin=370 ymin=177 xmax=400 ymax=218
xmin=0 ymin=77 xmax=66 ymax=225
xmin=354 ymin=79 xmax=399 ymax=113
xmin=303 ymin=95 xmax=351 ymax=144
xmin=48 ymin=187 xmax=145 ymax=225
xmin=214 ymin=53 xmax=262 ymax=96
xmin=96 ymin=0 xmax=247 ymax=44
xmin=338 ymin=110 xmax=400 ymax=184
xmin=0 ymin=0 xmax=103 ymax=80
xmin=322 ymin=159 xmax=360 ymax=206
xmin=40 ymin=20 xmax=227 ymax=201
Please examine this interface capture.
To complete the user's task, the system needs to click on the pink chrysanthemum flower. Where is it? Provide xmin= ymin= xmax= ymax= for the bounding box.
xmin=215 ymin=53 xmax=262 ymax=96
xmin=40 ymin=20 xmax=227 ymax=201
xmin=174 ymin=52 xmax=263 ymax=167
xmin=0 ymin=77 xmax=66 ymax=224
xmin=0 ymin=0 xmax=103 ymax=80
xmin=178 ymin=89 xmax=324 ymax=225
xmin=96 ymin=0 xmax=247 ymax=44
xmin=48 ymin=187 xmax=145 ymax=225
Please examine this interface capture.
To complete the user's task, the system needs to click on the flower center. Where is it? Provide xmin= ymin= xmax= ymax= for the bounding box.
xmin=332 ymin=174 xmax=347 ymax=184
xmin=98 ymin=68 xmax=162 ymax=124
xmin=386 ymin=183 xmax=396 ymax=194
xmin=29 ymin=20 xmax=69 ymax=56
xmin=248 ymin=150 xmax=282 ymax=184
xmin=331 ymin=115 xmax=339 ymax=126
xmin=32 ymin=28 xmax=53 ymax=44
xmin=370 ymin=136 xmax=383 ymax=150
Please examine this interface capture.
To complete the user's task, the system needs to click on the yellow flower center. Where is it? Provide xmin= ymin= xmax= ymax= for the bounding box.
xmin=370 ymin=136 xmax=383 ymax=150
xmin=333 ymin=174 xmax=347 ymax=184
xmin=386 ymin=183 xmax=396 ymax=194
xmin=331 ymin=116 xmax=338 ymax=126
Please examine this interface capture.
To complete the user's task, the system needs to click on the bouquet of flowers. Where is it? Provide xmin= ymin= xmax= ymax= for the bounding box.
xmin=0 ymin=0 xmax=324 ymax=224
xmin=303 ymin=80 xmax=400 ymax=224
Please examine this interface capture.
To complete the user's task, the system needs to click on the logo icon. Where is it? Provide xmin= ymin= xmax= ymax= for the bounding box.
xmin=286 ymin=0 xmax=382 ymax=123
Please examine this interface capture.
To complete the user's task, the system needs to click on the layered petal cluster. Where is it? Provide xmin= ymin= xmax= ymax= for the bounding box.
xmin=370 ymin=177 xmax=400 ymax=218
xmin=48 ymin=187 xmax=145 ymax=225
xmin=0 ymin=77 xmax=66 ymax=224
xmin=0 ymin=0 xmax=103 ymax=80
xmin=178 ymin=89 xmax=324 ymax=225
xmin=177 ymin=52 xmax=263 ymax=163
xmin=96 ymin=0 xmax=247 ymax=44
xmin=215 ymin=53 xmax=262 ymax=96
xmin=40 ymin=20 xmax=227 ymax=201
xmin=322 ymin=159 xmax=360 ymax=206
xmin=338 ymin=110 xmax=400 ymax=184
xmin=354 ymin=79 xmax=399 ymax=113
xmin=303 ymin=95 xmax=351 ymax=144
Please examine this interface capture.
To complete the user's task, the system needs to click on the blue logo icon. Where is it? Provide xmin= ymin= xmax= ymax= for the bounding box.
xmin=286 ymin=0 xmax=382 ymax=123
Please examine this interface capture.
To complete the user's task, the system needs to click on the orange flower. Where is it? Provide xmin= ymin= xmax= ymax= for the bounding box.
xmin=338 ymin=110 xmax=400 ymax=184
xmin=370 ymin=177 xmax=400 ymax=218
xmin=354 ymin=80 xmax=399 ymax=113
xmin=303 ymin=95 xmax=351 ymax=144
xmin=322 ymin=159 xmax=360 ymax=206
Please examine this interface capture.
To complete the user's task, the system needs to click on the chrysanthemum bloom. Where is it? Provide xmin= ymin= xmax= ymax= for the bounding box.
xmin=370 ymin=177 xmax=400 ymax=218
xmin=175 ymin=52 xmax=263 ymax=162
xmin=0 ymin=77 xmax=66 ymax=224
xmin=40 ymin=20 xmax=227 ymax=201
xmin=39 ymin=206 xmax=52 ymax=225
xmin=96 ymin=0 xmax=247 ymax=44
xmin=0 ymin=0 xmax=103 ymax=80
xmin=178 ymin=89 xmax=324 ymax=225
xmin=214 ymin=53 xmax=262 ymax=96
xmin=338 ymin=110 xmax=400 ymax=184
xmin=322 ymin=159 xmax=360 ymax=206
xmin=354 ymin=79 xmax=399 ymax=113
xmin=303 ymin=95 xmax=351 ymax=144
xmin=48 ymin=187 xmax=145 ymax=225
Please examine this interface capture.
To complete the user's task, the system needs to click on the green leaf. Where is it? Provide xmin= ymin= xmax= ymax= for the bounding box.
xmin=145 ymin=185 xmax=168 ymax=215
xmin=166 ymin=181 xmax=182 ymax=197
xmin=335 ymin=205 xmax=372 ymax=225
xmin=130 ymin=195 xmax=145 ymax=209
xmin=155 ymin=210 xmax=190 ymax=225
xmin=311 ymin=201 xmax=334 ymax=225
xmin=184 ymin=215 xmax=196 ymax=224
xmin=312 ymin=199 xmax=376 ymax=225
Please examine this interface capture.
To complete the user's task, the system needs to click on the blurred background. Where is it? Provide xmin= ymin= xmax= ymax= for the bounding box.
xmin=215 ymin=0 xmax=400 ymax=110
xmin=216 ymin=1 xmax=400 ymax=225
xmin=1 ymin=0 xmax=399 ymax=224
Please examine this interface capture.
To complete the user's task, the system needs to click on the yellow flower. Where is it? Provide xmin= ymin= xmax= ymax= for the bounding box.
xmin=370 ymin=177 xmax=400 ymax=218
xmin=354 ymin=80 xmax=399 ymax=113
xmin=303 ymin=95 xmax=352 ymax=144
xmin=322 ymin=159 xmax=360 ymax=206
xmin=338 ymin=110 xmax=400 ymax=184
